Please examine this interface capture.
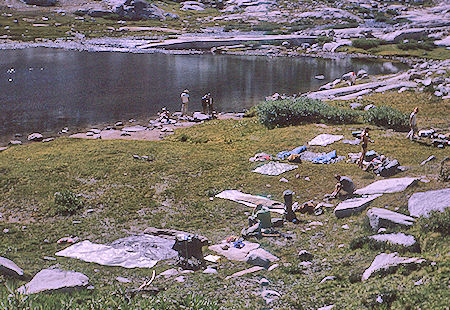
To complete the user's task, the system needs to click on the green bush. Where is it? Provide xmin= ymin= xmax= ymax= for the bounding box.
xmin=416 ymin=208 xmax=450 ymax=235
xmin=364 ymin=106 xmax=409 ymax=131
xmin=256 ymin=97 xmax=360 ymax=129
xmin=54 ymin=190 xmax=83 ymax=215
xmin=352 ymin=38 xmax=385 ymax=50
xmin=397 ymin=39 xmax=436 ymax=51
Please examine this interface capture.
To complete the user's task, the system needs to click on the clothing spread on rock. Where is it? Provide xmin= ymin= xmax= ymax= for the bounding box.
xmin=340 ymin=176 xmax=355 ymax=194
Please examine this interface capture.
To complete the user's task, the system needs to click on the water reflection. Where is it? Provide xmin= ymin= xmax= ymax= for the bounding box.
xmin=0 ymin=48 xmax=407 ymax=139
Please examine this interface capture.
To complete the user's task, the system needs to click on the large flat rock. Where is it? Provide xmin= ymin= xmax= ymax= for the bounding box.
xmin=369 ymin=233 xmax=416 ymax=248
xmin=408 ymin=188 xmax=450 ymax=218
xmin=0 ymin=256 xmax=24 ymax=278
xmin=354 ymin=177 xmax=418 ymax=195
xmin=362 ymin=252 xmax=425 ymax=281
xmin=17 ymin=268 xmax=89 ymax=294
xmin=367 ymin=207 xmax=415 ymax=231
xmin=209 ymin=241 xmax=260 ymax=262
xmin=334 ymin=194 xmax=382 ymax=218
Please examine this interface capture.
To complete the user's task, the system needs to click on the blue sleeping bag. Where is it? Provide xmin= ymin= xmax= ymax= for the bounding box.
xmin=312 ymin=150 xmax=337 ymax=164
xmin=277 ymin=145 xmax=307 ymax=159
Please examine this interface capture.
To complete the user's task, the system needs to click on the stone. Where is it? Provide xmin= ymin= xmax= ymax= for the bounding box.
xmin=367 ymin=207 xmax=415 ymax=231
xmin=115 ymin=0 xmax=165 ymax=21
xmin=261 ymin=289 xmax=281 ymax=304
xmin=174 ymin=276 xmax=185 ymax=283
xmin=9 ymin=140 xmax=22 ymax=145
xmin=380 ymin=28 xmax=428 ymax=43
xmin=354 ymin=177 xmax=418 ymax=195
xmin=357 ymin=69 xmax=368 ymax=78
xmin=245 ymin=248 xmax=278 ymax=268
xmin=17 ymin=268 xmax=89 ymax=294
xmin=225 ymin=266 xmax=264 ymax=279
xmin=350 ymin=102 xmax=362 ymax=109
xmin=0 ymin=147 xmax=7 ymax=152
xmin=159 ymin=268 xmax=179 ymax=278
xmin=315 ymin=75 xmax=325 ymax=80
xmin=364 ymin=104 xmax=376 ymax=110
xmin=27 ymin=132 xmax=43 ymax=141
xmin=23 ymin=0 xmax=57 ymax=6
xmin=116 ymin=276 xmax=131 ymax=283
xmin=42 ymin=138 xmax=54 ymax=143
xmin=420 ymin=155 xmax=436 ymax=165
xmin=209 ymin=241 xmax=260 ymax=261
xmin=298 ymin=250 xmax=313 ymax=261
xmin=317 ymin=306 xmax=335 ymax=310
xmin=319 ymin=276 xmax=335 ymax=283
xmin=408 ymin=188 xmax=450 ymax=218
xmin=368 ymin=233 xmax=416 ymax=248
xmin=362 ymin=252 xmax=425 ymax=281
xmin=203 ymin=267 xmax=217 ymax=274
xmin=334 ymin=194 xmax=382 ymax=218
xmin=0 ymin=256 xmax=24 ymax=278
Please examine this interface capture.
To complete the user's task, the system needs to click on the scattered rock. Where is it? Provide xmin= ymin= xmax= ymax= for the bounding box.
xmin=225 ymin=266 xmax=264 ymax=279
xmin=368 ymin=233 xmax=417 ymax=248
xmin=27 ymin=133 xmax=43 ymax=141
xmin=362 ymin=252 xmax=425 ymax=281
xmin=9 ymin=140 xmax=22 ymax=145
xmin=203 ymin=266 xmax=218 ymax=274
xmin=420 ymin=155 xmax=436 ymax=165
xmin=334 ymin=194 xmax=382 ymax=218
xmin=115 ymin=0 xmax=166 ymax=20
xmin=319 ymin=276 xmax=335 ymax=283
xmin=317 ymin=305 xmax=335 ymax=310
xmin=245 ymin=248 xmax=279 ymax=268
xmin=0 ymin=147 xmax=8 ymax=152
xmin=261 ymin=289 xmax=281 ymax=304
xmin=159 ymin=268 xmax=179 ymax=278
xmin=408 ymin=188 xmax=450 ymax=218
xmin=367 ymin=207 xmax=415 ymax=231
xmin=116 ymin=276 xmax=131 ymax=283
xmin=17 ymin=268 xmax=89 ymax=294
xmin=174 ymin=276 xmax=185 ymax=283
xmin=354 ymin=177 xmax=418 ymax=195
xmin=0 ymin=257 xmax=24 ymax=278
xmin=42 ymin=138 xmax=54 ymax=143
xmin=315 ymin=75 xmax=325 ymax=80
xmin=298 ymin=250 xmax=313 ymax=261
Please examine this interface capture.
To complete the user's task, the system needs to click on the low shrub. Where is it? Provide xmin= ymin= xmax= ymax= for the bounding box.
xmin=352 ymin=38 xmax=385 ymax=50
xmin=256 ymin=97 xmax=360 ymax=129
xmin=364 ymin=106 xmax=409 ymax=131
xmin=54 ymin=190 xmax=83 ymax=215
xmin=397 ymin=39 xmax=436 ymax=51
xmin=416 ymin=208 xmax=450 ymax=235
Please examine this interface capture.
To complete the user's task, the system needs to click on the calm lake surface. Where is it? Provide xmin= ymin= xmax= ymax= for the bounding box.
xmin=0 ymin=48 xmax=408 ymax=141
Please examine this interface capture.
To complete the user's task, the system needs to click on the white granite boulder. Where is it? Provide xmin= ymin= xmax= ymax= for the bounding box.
xmin=367 ymin=207 xmax=415 ymax=230
xmin=17 ymin=268 xmax=89 ymax=294
xmin=355 ymin=177 xmax=418 ymax=195
xmin=334 ymin=194 xmax=382 ymax=218
xmin=368 ymin=233 xmax=417 ymax=248
xmin=0 ymin=257 xmax=24 ymax=278
xmin=362 ymin=252 xmax=425 ymax=281
xmin=408 ymin=188 xmax=450 ymax=218
xmin=27 ymin=133 xmax=43 ymax=141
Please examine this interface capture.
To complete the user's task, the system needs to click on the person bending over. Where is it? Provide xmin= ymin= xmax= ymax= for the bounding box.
xmin=330 ymin=174 xmax=355 ymax=198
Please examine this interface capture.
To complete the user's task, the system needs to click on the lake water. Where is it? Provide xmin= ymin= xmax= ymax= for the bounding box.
xmin=0 ymin=48 xmax=408 ymax=141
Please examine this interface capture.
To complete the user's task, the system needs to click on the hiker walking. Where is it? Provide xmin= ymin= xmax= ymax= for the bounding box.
xmin=406 ymin=107 xmax=419 ymax=141
xmin=358 ymin=127 xmax=371 ymax=169
xmin=180 ymin=89 xmax=190 ymax=116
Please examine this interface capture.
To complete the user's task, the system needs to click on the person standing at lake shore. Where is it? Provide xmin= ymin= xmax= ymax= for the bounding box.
xmin=181 ymin=89 xmax=190 ymax=116
xmin=406 ymin=107 xmax=419 ymax=141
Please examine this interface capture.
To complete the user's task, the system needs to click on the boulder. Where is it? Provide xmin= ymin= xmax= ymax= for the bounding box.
xmin=22 ymin=0 xmax=57 ymax=6
xmin=298 ymin=250 xmax=313 ymax=261
xmin=27 ymin=132 xmax=43 ymax=141
xmin=9 ymin=140 xmax=22 ymax=145
xmin=245 ymin=248 xmax=278 ymax=268
xmin=357 ymin=69 xmax=368 ymax=78
xmin=354 ymin=177 xmax=418 ymax=195
xmin=334 ymin=194 xmax=382 ymax=218
xmin=115 ymin=0 xmax=165 ymax=20
xmin=380 ymin=28 xmax=428 ymax=43
xmin=367 ymin=207 xmax=415 ymax=231
xmin=362 ymin=252 xmax=425 ymax=281
xmin=408 ymin=188 xmax=450 ymax=218
xmin=0 ymin=257 xmax=24 ymax=278
xmin=17 ymin=268 xmax=89 ymax=294
xmin=368 ymin=233 xmax=417 ymax=248
xmin=0 ymin=147 xmax=7 ymax=152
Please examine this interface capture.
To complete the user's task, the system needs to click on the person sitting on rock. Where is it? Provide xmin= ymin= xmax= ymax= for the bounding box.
xmin=329 ymin=174 xmax=355 ymax=199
